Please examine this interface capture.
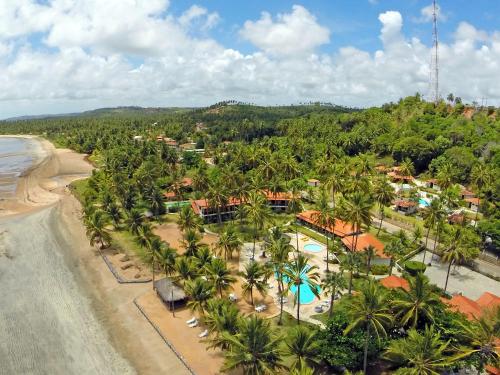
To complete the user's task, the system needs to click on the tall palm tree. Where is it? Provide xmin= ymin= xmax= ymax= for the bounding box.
xmin=244 ymin=191 xmax=272 ymax=259
xmin=391 ymin=273 xmax=441 ymax=328
xmin=181 ymin=229 xmax=204 ymax=257
xmin=384 ymin=239 xmax=405 ymax=276
xmin=205 ymin=258 xmax=236 ymax=298
xmin=284 ymin=326 xmax=320 ymax=371
xmin=287 ymin=186 xmax=304 ymax=253
xmin=184 ymin=277 xmax=214 ymax=316
xmin=283 ymin=254 xmax=320 ymax=324
xmin=384 ymin=326 xmax=455 ymax=375
xmin=207 ymin=180 xmax=228 ymax=224
xmin=373 ymin=176 xmax=395 ymax=235
xmin=125 ymin=208 xmax=143 ymax=235
xmin=216 ymin=225 xmax=242 ymax=260
xmin=364 ymin=245 xmax=377 ymax=276
xmin=312 ymin=188 xmax=334 ymax=272
xmin=177 ymin=205 xmax=202 ymax=233
xmin=421 ymin=199 xmax=444 ymax=264
xmin=436 ymin=161 xmax=455 ymax=191
xmin=220 ymin=315 xmax=283 ymax=374
xmin=470 ymin=162 xmax=494 ymax=225
xmin=269 ymin=236 xmax=293 ymax=325
xmin=344 ymin=280 xmax=393 ymax=374
xmin=398 ymin=158 xmax=414 ymax=196
xmin=205 ymin=299 xmax=240 ymax=350
xmin=155 ymin=244 xmax=177 ymax=279
xmin=321 ymin=271 xmax=347 ymax=317
xmin=324 ymin=163 xmax=347 ymax=237
xmin=105 ymin=202 xmax=122 ymax=229
xmin=240 ymin=261 xmax=268 ymax=305
xmin=341 ymin=192 xmax=373 ymax=253
xmin=174 ymin=256 xmax=198 ymax=283
xmin=85 ymin=210 xmax=112 ymax=249
xmin=193 ymin=246 xmax=213 ymax=271
xmin=454 ymin=309 xmax=500 ymax=371
xmin=340 ymin=252 xmax=361 ymax=295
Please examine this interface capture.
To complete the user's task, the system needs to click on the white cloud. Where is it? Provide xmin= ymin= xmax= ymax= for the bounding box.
xmin=0 ymin=3 xmax=499 ymax=118
xmin=416 ymin=3 xmax=448 ymax=23
xmin=239 ymin=5 xmax=330 ymax=55
xmin=179 ymin=4 xmax=220 ymax=30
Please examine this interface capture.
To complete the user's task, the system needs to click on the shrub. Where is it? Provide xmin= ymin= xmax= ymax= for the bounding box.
xmin=404 ymin=261 xmax=426 ymax=276
xmin=370 ymin=264 xmax=389 ymax=275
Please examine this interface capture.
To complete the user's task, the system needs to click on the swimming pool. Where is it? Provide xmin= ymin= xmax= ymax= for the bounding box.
xmin=304 ymin=243 xmax=323 ymax=253
xmin=281 ymin=266 xmax=321 ymax=304
xmin=419 ymin=198 xmax=430 ymax=207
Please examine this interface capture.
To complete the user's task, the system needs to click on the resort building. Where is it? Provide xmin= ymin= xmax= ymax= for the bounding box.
xmin=307 ymin=179 xmax=320 ymax=187
xmin=380 ymin=275 xmax=410 ymax=291
xmin=425 ymin=178 xmax=441 ymax=191
xmin=191 ymin=191 xmax=294 ymax=223
xmin=341 ymin=233 xmax=390 ymax=265
xmin=296 ymin=210 xmax=357 ymax=238
xmin=464 ymin=197 xmax=480 ymax=212
xmin=460 ymin=189 xmax=475 ymax=200
xmin=394 ymin=199 xmax=418 ymax=215
xmin=443 ymin=292 xmax=500 ymax=320
xmin=154 ymin=278 xmax=187 ymax=311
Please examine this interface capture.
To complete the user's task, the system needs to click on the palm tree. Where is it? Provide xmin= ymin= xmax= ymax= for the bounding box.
xmin=184 ymin=277 xmax=214 ymax=316
xmin=391 ymin=273 xmax=441 ymax=328
xmin=240 ymin=261 xmax=268 ymax=305
xmin=441 ymin=226 xmax=478 ymax=292
xmin=290 ymin=366 xmax=315 ymax=375
xmin=287 ymin=186 xmax=303 ymax=252
xmin=283 ymin=254 xmax=320 ymax=324
xmin=174 ymin=256 xmax=198 ymax=283
xmin=177 ymin=205 xmax=202 ymax=233
xmin=220 ymin=315 xmax=283 ymax=374
xmin=125 ymin=208 xmax=143 ymax=235
xmin=373 ymin=177 xmax=395 ymax=235
xmin=146 ymin=235 xmax=165 ymax=286
xmin=284 ymin=326 xmax=320 ymax=371
xmin=436 ymin=161 xmax=455 ymax=191
xmin=384 ymin=326 xmax=455 ymax=375
xmin=364 ymin=245 xmax=377 ymax=275
xmin=205 ymin=258 xmax=236 ymax=298
xmin=324 ymin=163 xmax=347 ymax=235
xmin=181 ymin=229 xmax=204 ymax=257
xmin=85 ymin=210 xmax=112 ymax=249
xmin=205 ymin=299 xmax=240 ymax=350
xmin=321 ymin=271 xmax=347 ymax=317
xmin=454 ymin=309 xmax=500 ymax=371
xmin=344 ymin=280 xmax=392 ymax=374
xmin=341 ymin=192 xmax=373 ymax=253
xmin=398 ymin=158 xmax=414 ymax=195
xmin=216 ymin=225 xmax=242 ymax=260
xmin=244 ymin=191 xmax=272 ymax=259
xmin=341 ymin=251 xmax=361 ymax=295
xmin=106 ymin=202 xmax=122 ymax=229
xmin=384 ymin=239 xmax=405 ymax=276
xmin=155 ymin=244 xmax=177 ymax=279
xmin=207 ymin=179 xmax=228 ymax=224
xmin=269 ymin=236 xmax=293 ymax=325
xmin=421 ymin=199 xmax=444 ymax=264
xmin=312 ymin=189 xmax=334 ymax=272
xmin=470 ymin=162 xmax=494 ymax=225
xmin=194 ymin=246 xmax=213 ymax=271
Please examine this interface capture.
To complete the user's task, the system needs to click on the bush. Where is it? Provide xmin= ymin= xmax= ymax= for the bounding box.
xmin=370 ymin=264 xmax=389 ymax=275
xmin=404 ymin=261 xmax=426 ymax=276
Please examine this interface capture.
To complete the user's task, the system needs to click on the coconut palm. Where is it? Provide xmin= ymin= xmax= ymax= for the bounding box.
xmin=216 ymin=225 xmax=242 ymax=260
xmin=181 ymin=229 xmax=204 ymax=257
xmin=206 ymin=180 xmax=229 ymax=224
xmin=312 ymin=189 xmax=334 ymax=272
xmin=287 ymin=186 xmax=304 ymax=252
xmin=391 ymin=273 xmax=441 ymax=328
xmin=324 ymin=162 xmax=347 ymax=232
xmin=105 ymin=202 xmax=122 ymax=229
xmin=384 ymin=239 xmax=405 ymax=276
xmin=344 ymin=280 xmax=393 ymax=374
xmin=205 ymin=299 xmax=240 ymax=350
xmin=341 ymin=251 xmax=362 ymax=295
xmin=436 ymin=161 xmax=455 ymax=191
xmin=269 ymin=235 xmax=293 ymax=325
xmin=284 ymin=326 xmax=320 ymax=371
xmin=184 ymin=277 xmax=214 ymax=316
xmin=283 ymin=254 xmax=320 ymax=324
xmin=384 ymin=326 xmax=455 ymax=375
xmin=398 ymin=158 xmax=414 ymax=195
xmin=125 ymin=208 xmax=143 ymax=235
xmin=155 ymin=244 xmax=177 ymax=279
xmin=174 ymin=256 xmax=198 ymax=283
xmin=290 ymin=366 xmax=315 ymax=375
xmin=220 ymin=315 xmax=283 ymax=374
xmin=373 ymin=176 xmax=395 ymax=235
xmin=364 ymin=245 xmax=377 ymax=276
xmin=321 ymin=271 xmax=347 ymax=317
xmin=205 ymin=258 xmax=236 ymax=298
xmin=421 ymin=199 xmax=444 ymax=264
xmin=244 ymin=191 xmax=272 ymax=259
xmin=341 ymin=192 xmax=373 ymax=253
xmin=240 ymin=261 xmax=268 ymax=305
xmin=177 ymin=205 xmax=202 ymax=233
xmin=85 ymin=210 xmax=112 ymax=249
xmin=454 ymin=308 xmax=500 ymax=371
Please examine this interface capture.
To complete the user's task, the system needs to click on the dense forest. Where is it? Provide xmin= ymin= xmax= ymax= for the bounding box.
xmin=1 ymin=96 xmax=499 ymax=374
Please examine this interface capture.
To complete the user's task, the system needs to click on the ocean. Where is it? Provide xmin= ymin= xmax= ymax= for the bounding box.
xmin=0 ymin=137 xmax=39 ymax=196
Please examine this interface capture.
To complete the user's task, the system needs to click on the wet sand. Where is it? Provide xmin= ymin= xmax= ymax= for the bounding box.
xmin=0 ymin=137 xmax=189 ymax=375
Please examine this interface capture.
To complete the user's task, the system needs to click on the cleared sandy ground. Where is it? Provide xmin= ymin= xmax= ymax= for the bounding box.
xmin=0 ymin=137 xmax=189 ymax=375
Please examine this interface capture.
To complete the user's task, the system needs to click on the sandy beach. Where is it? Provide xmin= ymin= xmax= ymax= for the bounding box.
xmin=0 ymin=137 xmax=189 ymax=375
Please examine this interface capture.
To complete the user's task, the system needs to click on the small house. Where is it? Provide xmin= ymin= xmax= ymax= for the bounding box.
xmin=341 ymin=233 xmax=390 ymax=265
xmin=394 ymin=199 xmax=418 ymax=215
xmin=425 ymin=179 xmax=441 ymax=191
xmin=307 ymin=179 xmax=320 ymax=187
xmin=460 ymin=189 xmax=475 ymax=200
xmin=380 ymin=275 xmax=410 ymax=291
xmin=154 ymin=278 xmax=187 ymax=311
xmin=464 ymin=197 xmax=480 ymax=212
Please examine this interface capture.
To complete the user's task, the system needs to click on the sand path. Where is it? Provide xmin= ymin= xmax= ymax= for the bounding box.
xmin=0 ymin=137 xmax=189 ymax=375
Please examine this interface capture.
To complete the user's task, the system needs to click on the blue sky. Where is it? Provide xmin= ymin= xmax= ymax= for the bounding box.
xmin=0 ymin=0 xmax=499 ymax=118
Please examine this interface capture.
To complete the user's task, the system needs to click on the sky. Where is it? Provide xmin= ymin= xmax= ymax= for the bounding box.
xmin=1 ymin=0 xmax=499 ymax=119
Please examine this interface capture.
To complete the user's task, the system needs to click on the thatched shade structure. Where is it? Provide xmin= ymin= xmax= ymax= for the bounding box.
xmin=154 ymin=278 xmax=187 ymax=310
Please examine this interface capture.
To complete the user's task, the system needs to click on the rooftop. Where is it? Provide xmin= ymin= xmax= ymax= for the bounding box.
xmin=380 ymin=275 xmax=410 ymax=291
xmin=341 ymin=233 xmax=387 ymax=258
xmin=296 ymin=210 xmax=357 ymax=238
xmin=154 ymin=278 xmax=186 ymax=303
xmin=394 ymin=199 xmax=417 ymax=207
xmin=443 ymin=291 xmax=500 ymax=320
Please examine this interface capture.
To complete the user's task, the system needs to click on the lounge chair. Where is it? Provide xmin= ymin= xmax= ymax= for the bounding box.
xmin=188 ymin=320 xmax=198 ymax=328
xmin=255 ymin=304 xmax=267 ymax=312
xmin=229 ymin=293 xmax=238 ymax=302
xmin=198 ymin=329 xmax=208 ymax=338
xmin=314 ymin=305 xmax=324 ymax=313
xmin=186 ymin=317 xmax=196 ymax=324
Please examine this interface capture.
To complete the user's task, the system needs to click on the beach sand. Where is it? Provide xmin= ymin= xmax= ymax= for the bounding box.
xmin=0 ymin=137 xmax=189 ymax=375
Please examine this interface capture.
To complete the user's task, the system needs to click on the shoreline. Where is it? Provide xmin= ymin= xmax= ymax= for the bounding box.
xmin=0 ymin=136 xmax=188 ymax=375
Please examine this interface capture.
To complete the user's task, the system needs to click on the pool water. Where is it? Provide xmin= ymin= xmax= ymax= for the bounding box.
xmin=419 ymin=198 xmax=430 ymax=207
xmin=281 ymin=266 xmax=321 ymax=304
xmin=303 ymin=243 xmax=323 ymax=253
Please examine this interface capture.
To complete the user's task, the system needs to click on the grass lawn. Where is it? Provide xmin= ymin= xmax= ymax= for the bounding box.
xmin=288 ymin=224 xmax=328 ymax=245
xmin=69 ymin=178 xmax=90 ymax=203
xmin=111 ymin=230 xmax=149 ymax=263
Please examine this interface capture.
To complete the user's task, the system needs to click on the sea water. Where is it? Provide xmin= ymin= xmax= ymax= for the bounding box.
xmin=0 ymin=137 xmax=38 ymax=196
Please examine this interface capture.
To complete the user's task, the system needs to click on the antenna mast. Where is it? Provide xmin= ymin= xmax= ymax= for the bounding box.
xmin=429 ymin=0 xmax=439 ymax=103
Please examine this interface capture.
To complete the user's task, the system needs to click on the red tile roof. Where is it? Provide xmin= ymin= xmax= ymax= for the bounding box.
xmin=395 ymin=199 xmax=417 ymax=207
xmin=465 ymin=197 xmax=480 ymax=205
xmin=341 ymin=233 xmax=388 ymax=258
xmin=263 ymin=190 xmax=294 ymax=200
xmin=387 ymin=171 xmax=414 ymax=181
xmin=444 ymin=295 xmax=483 ymax=320
xmin=426 ymin=178 xmax=439 ymax=184
xmin=476 ymin=292 xmax=500 ymax=310
xmin=182 ymin=177 xmax=193 ymax=187
xmin=296 ymin=210 xmax=356 ymax=238
xmin=163 ymin=191 xmax=176 ymax=198
xmin=380 ymin=275 xmax=410 ymax=291
xmin=460 ymin=189 xmax=475 ymax=197
xmin=486 ymin=365 xmax=500 ymax=375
